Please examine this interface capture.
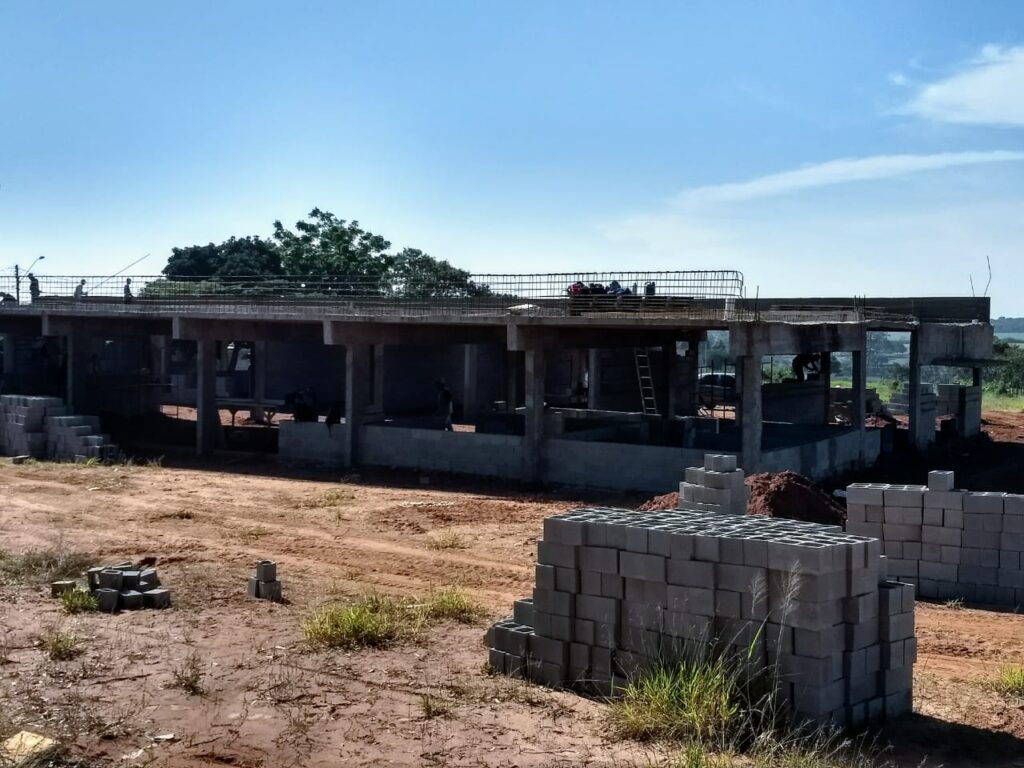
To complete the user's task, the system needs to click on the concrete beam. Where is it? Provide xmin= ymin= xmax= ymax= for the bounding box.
xmin=0 ymin=316 xmax=43 ymax=336
xmin=324 ymin=320 xmax=504 ymax=346
xmin=523 ymin=348 xmax=546 ymax=481
xmin=917 ymin=322 xmax=994 ymax=366
xmin=729 ymin=322 xmax=867 ymax=358
xmin=737 ymin=355 xmax=762 ymax=474
xmin=507 ymin=324 xmax=682 ymax=351
xmin=43 ymin=314 xmax=171 ymax=338
xmin=174 ymin=316 xmax=321 ymax=344
xmin=345 ymin=343 xmax=371 ymax=466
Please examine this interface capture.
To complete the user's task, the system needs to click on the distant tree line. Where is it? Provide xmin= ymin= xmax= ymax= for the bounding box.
xmin=152 ymin=208 xmax=490 ymax=299
xmin=994 ymin=317 xmax=1024 ymax=334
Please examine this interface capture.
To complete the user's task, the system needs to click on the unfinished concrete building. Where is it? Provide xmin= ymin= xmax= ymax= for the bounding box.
xmin=0 ymin=271 xmax=993 ymax=491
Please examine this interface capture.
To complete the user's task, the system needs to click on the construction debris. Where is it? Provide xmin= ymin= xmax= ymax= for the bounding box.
xmin=248 ymin=559 xmax=283 ymax=602
xmin=1 ymin=730 xmax=58 ymax=766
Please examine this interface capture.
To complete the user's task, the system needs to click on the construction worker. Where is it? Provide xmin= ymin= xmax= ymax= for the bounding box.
xmin=123 ymin=278 xmax=133 ymax=304
xmin=791 ymin=353 xmax=820 ymax=383
xmin=28 ymin=273 xmax=40 ymax=302
xmin=435 ymin=379 xmax=454 ymax=431
xmin=73 ymin=280 xmax=87 ymax=301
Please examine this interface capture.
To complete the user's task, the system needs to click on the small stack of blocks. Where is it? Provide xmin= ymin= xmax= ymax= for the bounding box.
xmin=488 ymin=507 xmax=915 ymax=727
xmin=847 ymin=471 xmax=1024 ymax=606
xmin=0 ymin=395 xmax=64 ymax=458
xmin=52 ymin=562 xmax=171 ymax=612
xmin=46 ymin=414 xmax=121 ymax=462
xmin=677 ymin=454 xmax=749 ymax=515
xmin=247 ymin=560 xmax=283 ymax=602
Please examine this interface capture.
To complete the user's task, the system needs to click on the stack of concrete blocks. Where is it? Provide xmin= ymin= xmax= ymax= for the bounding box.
xmin=677 ymin=454 xmax=748 ymax=515
xmin=487 ymin=507 xmax=915 ymax=727
xmin=82 ymin=562 xmax=171 ymax=612
xmin=247 ymin=559 xmax=283 ymax=602
xmin=0 ymin=394 xmax=120 ymax=462
xmin=46 ymin=414 xmax=120 ymax=462
xmin=0 ymin=395 xmax=64 ymax=458
xmin=846 ymin=471 xmax=1024 ymax=607
xmin=935 ymin=385 xmax=982 ymax=438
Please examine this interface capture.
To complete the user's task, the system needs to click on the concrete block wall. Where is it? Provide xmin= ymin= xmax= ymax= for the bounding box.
xmin=278 ymin=421 xmax=350 ymax=467
xmin=361 ymin=425 xmax=525 ymax=479
xmin=763 ymin=382 xmax=828 ymax=425
xmin=488 ymin=507 xmax=914 ymax=728
xmin=847 ymin=472 xmax=1024 ymax=607
xmin=760 ymin=428 xmax=881 ymax=480
xmin=541 ymin=439 xmax=708 ymax=492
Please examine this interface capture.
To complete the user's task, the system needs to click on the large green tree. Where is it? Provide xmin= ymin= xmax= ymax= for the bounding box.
xmin=163 ymin=236 xmax=282 ymax=279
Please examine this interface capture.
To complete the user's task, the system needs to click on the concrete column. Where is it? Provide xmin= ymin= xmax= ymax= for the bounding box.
xmin=523 ymin=348 xmax=546 ymax=481
xmin=2 ymin=334 xmax=16 ymax=375
xmin=251 ymin=340 xmax=267 ymax=423
xmin=345 ymin=343 xmax=371 ymax=466
xmin=196 ymin=338 xmax=220 ymax=455
xmin=820 ymin=352 xmax=832 ymax=424
xmin=463 ymin=343 xmax=480 ymax=418
xmin=661 ymin=342 xmax=677 ymax=421
xmin=907 ymin=331 xmax=923 ymax=450
xmin=505 ymin=351 xmax=522 ymax=412
xmin=587 ymin=348 xmax=601 ymax=409
xmin=366 ymin=344 xmax=384 ymax=417
xmin=972 ymin=367 xmax=982 ymax=387
xmin=737 ymin=355 xmax=762 ymax=474
xmin=852 ymin=348 xmax=866 ymax=461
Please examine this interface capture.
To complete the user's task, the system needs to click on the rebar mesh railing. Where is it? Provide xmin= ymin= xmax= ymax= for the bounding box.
xmin=0 ymin=271 xmax=748 ymax=320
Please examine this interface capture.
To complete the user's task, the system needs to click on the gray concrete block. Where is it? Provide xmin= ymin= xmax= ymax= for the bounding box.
xmin=555 ymin=567 xmax=579 ymax=593
xmin=927 ymin=471 xmax=955 ymax=492
xmin=962 ymin=530 xmax=1001 ymax=549
xmin=693 ymin=534 xmax=720 ymax=562
xmin=716 ymin=563 xmax=766 ymax=593
xmin=924 ymin=490 xmax=964 ymax=510
xmin=880 ymin=612 xmax=914 ymax=642
xmin=50 ymin=580 xmax=76 ymax=598
xmin=580 ymin=570 xmax=602 ymax=596
xmin=578 ymin=546 xmax=618 ymax=574
xmin=667 ymin=559 xmax=714 ymax=588
xmin=535 ymin=564 xmax=556 ymax=590
xmin=95 ymin=587 xmax=119 ymax=613
xmin=97 ymin=569 xmax=124 ymax=590
xmin=625 ymin=526 xmax=648 ymax=554
xmin=537 ymin=541 xmax=578 ymax=568
xmin=575 ymin=594 xmax=618 ymax=623
xmin=847 ymin=484 xmax=886 ymax=506
xmin=964 ymin=492 xmax=1005 ymax=515
xmin=883 ymin=487 xmax=924 ymax=508
xmin=255 ymin=560 xmax=277 ymax=582
xmin=119 ymin=589 xmax=143 ymax=610
xmin=667 ymin=585 xmax=715 ymax=616
xmin=620 ymin=552 xmax=666 ymax=582
xmin=258 ymin=580 xmax=283 ymax=602
xmin=513 ymin=598 xmax=534 ymax=626
xmin=601 ymin=573 xmax=624 ymax=599
xmin=922 ymin=525 xmax=961 ymax=546
xmin=534 ymin=588 xmax=574 ymax=617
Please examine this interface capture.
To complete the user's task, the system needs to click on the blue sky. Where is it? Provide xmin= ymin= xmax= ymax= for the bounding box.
xmin=2 ymin=2 xmax=1023 ymax=313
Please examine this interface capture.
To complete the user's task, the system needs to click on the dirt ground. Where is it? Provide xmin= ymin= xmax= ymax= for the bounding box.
xmin=1 ymin=427 xmax=1023 ymax=766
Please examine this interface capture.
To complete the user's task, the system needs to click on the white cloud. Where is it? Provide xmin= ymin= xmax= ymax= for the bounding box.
xmin=669 ymin=151 xmax=1024 ymax=206
xmin=905 ymin=45 xmax=1024 ymax=126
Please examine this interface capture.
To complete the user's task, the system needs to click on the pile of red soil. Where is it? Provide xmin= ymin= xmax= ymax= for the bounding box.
xmin=745 ymin=471 xmax=846 ymax=525
xmin=637 ymin=471 xmax=846 ymax=526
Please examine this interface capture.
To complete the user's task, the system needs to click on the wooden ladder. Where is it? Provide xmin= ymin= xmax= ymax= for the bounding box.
xmin=634 ymin=348 xmax=659 ymax=415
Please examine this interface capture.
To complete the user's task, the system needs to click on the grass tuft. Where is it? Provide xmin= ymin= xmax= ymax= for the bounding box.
xmin=420 ymin=586 xmax=482 ymax=623
xmin=0 ymin=548 xmax=93 ymax=585
xmin=42 ymin=626 xmax=82 ymax=661
xmin=418 ymin=692 xmax=453 ymax=719
xmin=611 ymin=655 xmax=742 ymax=745
xmin=943 ymin=597 xmax=964 ymax=610
xmin=302 ymin=488 xmax=355 ymax=509
xmin=61 ymin=589 xmax=98 ymax=614
xmin=427 ymin=530 xmax=468 ymax=550
xmin=304 ymin=587 xmax=482 ymax=650
xmin=171 ymin=650 xmax=206 ymax=695
xmin=303 ymin=595 xmax=411 ymax=649
xmin=991 ymin=665 xmax=1024 ymax=698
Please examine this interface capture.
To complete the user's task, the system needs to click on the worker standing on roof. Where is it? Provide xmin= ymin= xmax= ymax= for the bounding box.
xmin=73 ymin=280 xmax=87 ymax=301
xmin=123 ymin=278 xmax=133 ymax=304
xmin=28 ymin=273 xmax=40 ymax=302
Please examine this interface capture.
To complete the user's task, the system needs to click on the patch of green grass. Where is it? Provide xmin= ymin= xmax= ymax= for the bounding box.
xmin=944 ymin=597 xmax=964 ymax=610
xmin=991 ymin=665 xmax=1024 ymax=698
xmin=303 ymin=594 xmax=411 ymax=649
xmin=0 ymin=548 xmax=93 ymax=585
xmin=61 ymin=589 xmax=98 ymax=614
xmin=303 ymin=587 xmax=482 ymax=650
xmin=419 ymin=586 xmax=482 ymax=624
xmin=42 ymin=626 xmax=82 ymax=661
xmin=171 ymin=650 xmax=206 ymax=695
xmin=981 ymin=390 xmax=1024 ymax=412
xmin=611 ymin=655 xmax=743 ymax=745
